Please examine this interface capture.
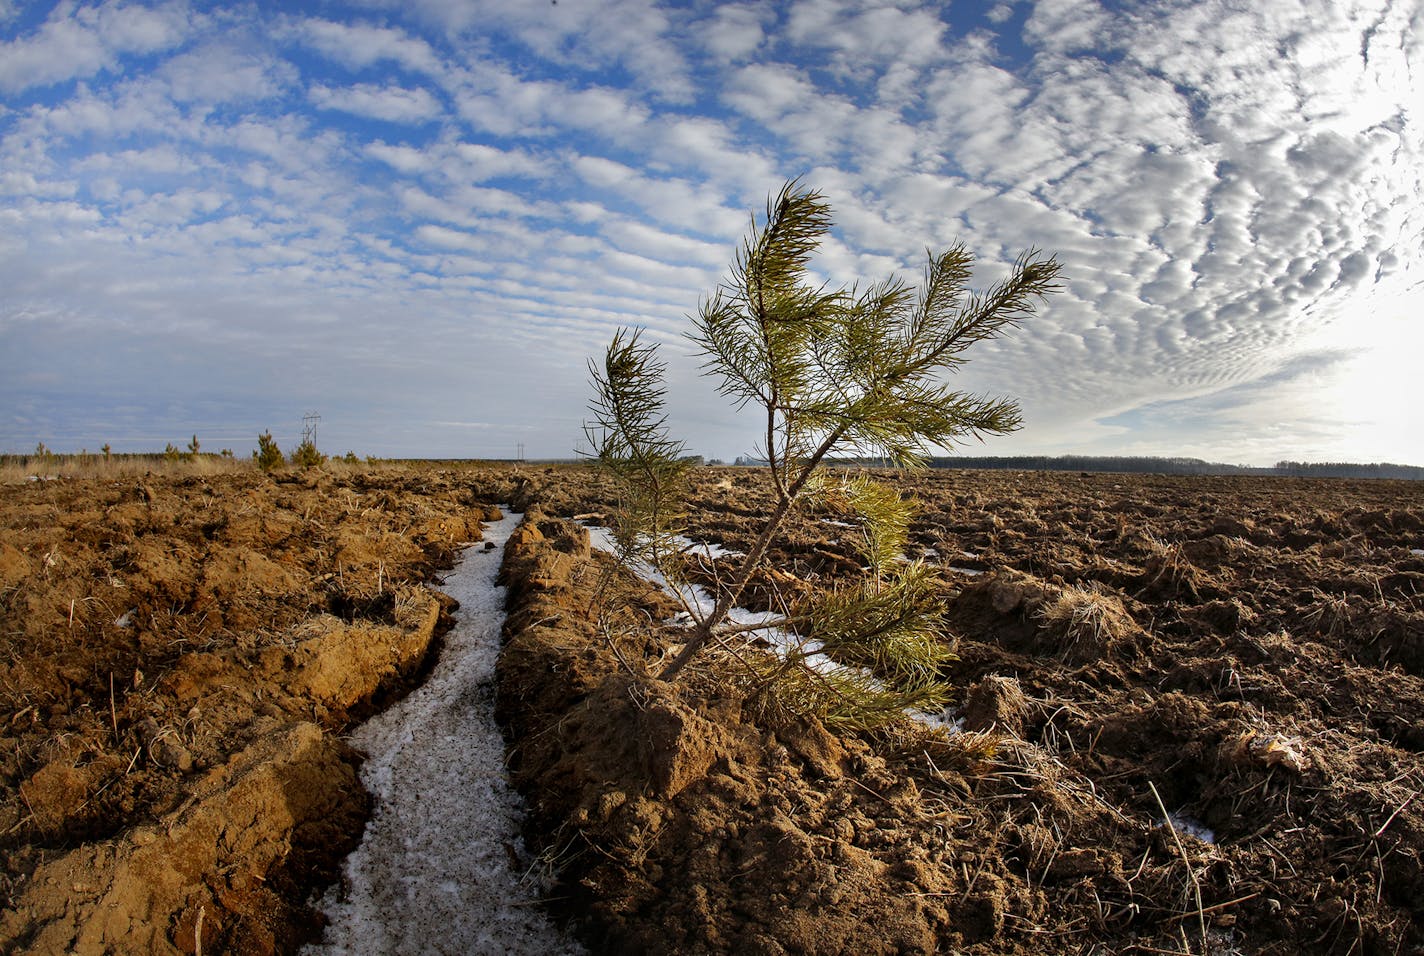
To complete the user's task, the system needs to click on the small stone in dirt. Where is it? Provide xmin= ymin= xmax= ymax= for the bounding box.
xmin=154 ymin=738 xmax=194 ymax=773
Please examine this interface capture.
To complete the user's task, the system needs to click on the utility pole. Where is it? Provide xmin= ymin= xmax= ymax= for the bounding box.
xmin=301 ymin=411 xmax=321 ymax=447
xmin=516 ymin=442 xmax=525 ymax=463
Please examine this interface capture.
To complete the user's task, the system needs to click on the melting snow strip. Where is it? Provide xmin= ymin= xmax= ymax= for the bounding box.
xmin=587 ymin=524 xmax=789 ymax=637
xmin=585 ymin=524 xmax=950 ymax=721
xmin=307 ymin=509 xmax=584 ymax=956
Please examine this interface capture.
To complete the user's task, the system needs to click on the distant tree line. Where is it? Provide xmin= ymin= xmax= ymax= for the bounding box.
xmin=728 ymin=454 xmax=1424 ymax=480
xmin=1269 ymin=460 xmax=1424 ymax=480
xmin=931 ymin=455 xmax=1424 ymax=480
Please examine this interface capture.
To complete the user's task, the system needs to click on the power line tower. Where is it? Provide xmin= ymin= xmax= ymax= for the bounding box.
xmin=516 ymin=442 xmax=525 ymax=463
xmin=302 ymin=411 xmax=321 ymax=447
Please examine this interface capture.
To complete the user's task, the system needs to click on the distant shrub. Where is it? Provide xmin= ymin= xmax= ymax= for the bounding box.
xmin=289 ymin=438 xmax=326 ymax=470
xmin=186 ymin=434 xmax=201 ymax=460
xmin=163 ymin=443 xmax=182 ymax=463
xmin=254 ymin=431 xmax=283 ymax=472
xmin=343 ymin=451 xmax=360 ymax=464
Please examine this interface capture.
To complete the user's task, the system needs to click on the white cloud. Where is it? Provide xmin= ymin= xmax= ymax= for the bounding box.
xmin=697 ymin=4 xmax=768 ymax=61
xmin=398 ymin=183 xmax=558 ymax=225
xmin=161 ymin=45 xmax=294 ymax=104
xmin=0 ymin=171 xmax=76 ymax=198
xmin=1021 ymin=0 xmax=1117 ymax=55
xmin=0 ymin=1 xmax=191 ymax=93
xmin=450 ymin=142 xmax=550 ymax=181
xmin=367 ymin=0 xmax=694 ymax=101
xmin=292 ymin=17 xmax=442 ymax=76
xmin=365 ymin=141 xmax=434 ymax=175
xmin=785 ymin=0 xmax=949 ymax=76
xmin=20 ymin=76 xmax=187 ymax=139
xmin=309 ymin=82 xmax=442 ymax=123
xmin=597 ymin=218 xmax=727 ymax=267
xmin=570 ymin=157 xmax=743 ymax=236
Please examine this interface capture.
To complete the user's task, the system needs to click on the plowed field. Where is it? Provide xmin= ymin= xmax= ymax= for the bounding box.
xmin=3 ymin=465 xmax=1420 ymax=954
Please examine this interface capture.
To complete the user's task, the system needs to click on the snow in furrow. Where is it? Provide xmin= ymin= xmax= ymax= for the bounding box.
xmin=584 ymin=525 xmax=959 ymax=726
xmin=307 ymin=509 xmax=584 ymax=956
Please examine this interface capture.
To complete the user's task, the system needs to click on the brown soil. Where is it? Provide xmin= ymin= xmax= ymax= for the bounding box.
xmin=4 ymin=464 xmax=1422 ymax=955
xmin=0 ymin=466 xmax=530 ymax=953
xmin=500 ymin=469 xmax=1424 ymax=956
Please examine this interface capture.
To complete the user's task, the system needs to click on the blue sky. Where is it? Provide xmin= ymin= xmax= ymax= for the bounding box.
xmin=1 ymin=0 xmax=1420 ymax=464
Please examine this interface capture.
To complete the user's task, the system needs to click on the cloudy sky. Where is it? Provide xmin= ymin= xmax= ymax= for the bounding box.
xmin=2 ymin=0 xmax=1420 ymax=465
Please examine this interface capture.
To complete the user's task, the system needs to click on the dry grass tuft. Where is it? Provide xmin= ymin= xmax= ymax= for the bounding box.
xmin=1139 ymin=534 xmax=1205 ymax=598
xmin=1035 ymin=583 xmax=1140 ymax=660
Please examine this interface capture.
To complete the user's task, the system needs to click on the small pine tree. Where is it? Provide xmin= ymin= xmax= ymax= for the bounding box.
xmin=102 ymin=443 xmax=112 ymax=460
xmin=254 ymin=431 xmax=283 ymax=472
xmin=186 ymin=434 xmax=200 ymax=460
xmin=289 ymin=438 xmax=325 ymax=469
xmin=163 ymin=442 xmax=182 ymax=463
xmin=587 ymin=180 xmax=1060 ymax=728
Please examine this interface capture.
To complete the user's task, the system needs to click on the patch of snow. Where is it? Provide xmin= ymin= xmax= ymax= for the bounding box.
xmin=682 ymin=536 xmax=743 ymax=561
xmin=1412 ymin=548 xmax=1424 ymax=556
xmin=821 ymin=519 xmax=857 ymax=528
xmin=949 ymin=567 xmax=984 ymax=576
xmin=589 ymin=526 xmax=953 ymax=718
xmin=308 ymin=509 xmax=584 ymax=956
xmin=1165 ymin=811 xmax=1216 ymax=844
xmin=587 ymin=526 xmax=776 ymax=630
xmin=588 ymin=525 xmax=831 ymax=669
xmin=916 ymin=709 xmax=965 ymax=733
xmin=115 ymin=609 xmax=134 ymax=628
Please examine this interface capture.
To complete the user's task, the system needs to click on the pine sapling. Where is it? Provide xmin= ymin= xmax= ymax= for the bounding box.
xmin=587 ymin=179 xmax=1061 ymax=728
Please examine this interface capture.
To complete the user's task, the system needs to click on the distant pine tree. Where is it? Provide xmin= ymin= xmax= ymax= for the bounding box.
xmin=289 ymin=438 xmax=325 ymax=469
xmin=254 ymin=431 xmax=283 ymax=472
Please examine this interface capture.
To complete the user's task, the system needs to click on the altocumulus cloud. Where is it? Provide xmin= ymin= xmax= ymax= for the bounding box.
xmin=0 ymin=0 xmax=1420 ymax=464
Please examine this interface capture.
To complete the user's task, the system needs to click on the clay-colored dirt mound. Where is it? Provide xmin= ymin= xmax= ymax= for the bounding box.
xmin=3 ymin=722 xmax=365 ymax=954
xmin=498 ymin=512 xmax=1043 ymax=954
xmin=1 ymin=468 xmax=523 ymax=953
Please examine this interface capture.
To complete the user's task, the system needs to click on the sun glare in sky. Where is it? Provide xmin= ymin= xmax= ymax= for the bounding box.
xmin=1311 ymin=282 xmax=1424 ymax=464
